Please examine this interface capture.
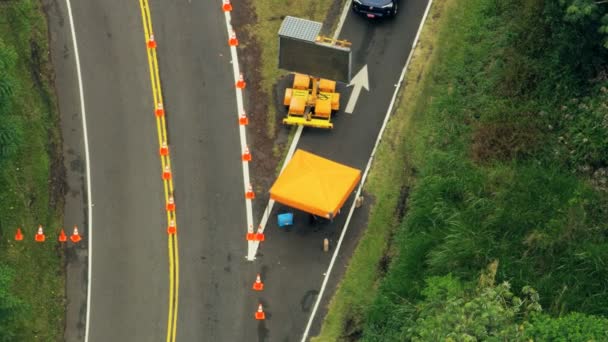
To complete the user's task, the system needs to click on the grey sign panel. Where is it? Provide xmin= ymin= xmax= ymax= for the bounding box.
xmin=278 ymin=16 xmax=351 ymax=83
xmin=279 ymin=38 xmax=351 ymax=83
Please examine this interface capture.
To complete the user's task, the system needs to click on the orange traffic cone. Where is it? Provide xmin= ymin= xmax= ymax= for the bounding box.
xmin=167 ymin=219 xmax=177 ymax=235
xmin=162 ymin=165 xmax=172 ymax=180
xmin=147 ymin=34 xmax=157 ymax=49
xmin=252 ymin=274 xmax=264 ymax=291
xmin=71 ymin=225 xmax=82 ymax=243
xmin=222 ymin=0 xmax=232 ymax=12
xmin=228 ymin=30 xmax=238 ymax=47
xmin=159 ymin=141 xmax=169 ymax=156
xmin=246 ymin=225 xmax=256 ymax=241
xmin=255 ymin=225 xmax=265 ymax=242
xmin=236 ymin=73 xmax=246 ymax=89
xmin=155 ymin=103 xmax=165 ymax=117
xmin=35 ymin=225 xmax=45 ymax=242
xmin=14 ymin=228 xmax=23 ymax=241
xmin=255 ymin=304 xmax=266 ymax=320
xmin=166 ymin=195 xmax=176 ymax=212
xmin=245 ymin=184 xmax=255 ymax=199
xmin=58 ymin=229 xmax=67 ymax=242
xmin=242 ymin=146 xmax=252 ymax=162
xmin=239 ymin=113 xmax=249 ymax=125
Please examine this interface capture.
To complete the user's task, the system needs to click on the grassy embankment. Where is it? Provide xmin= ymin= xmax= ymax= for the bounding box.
xmin=0 ymin=1 xmax=64 ymax=341
xmin=315 ymin=0 xmax=608 ymax=340
xmin=311 ymin=0 xmax=447 ymax=339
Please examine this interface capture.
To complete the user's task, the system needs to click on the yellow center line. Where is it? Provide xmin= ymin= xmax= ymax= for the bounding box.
xmin=137 ymin=0 xmax=179 ymax=341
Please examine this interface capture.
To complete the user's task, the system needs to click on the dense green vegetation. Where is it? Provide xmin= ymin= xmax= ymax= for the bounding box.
xmin=361 ymin=0 xmax=608 ymax=339
xmin=316 ymin=0 xmax=608 ymax=340
xmin=0 ymin=1 xmax=64 ymax=340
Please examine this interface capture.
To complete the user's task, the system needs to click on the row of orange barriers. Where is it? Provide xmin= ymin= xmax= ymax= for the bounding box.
xmin=222 ymin=0 xmax=268 ymax=321
xmin=14 ymin=225 xmax=82 ymax=243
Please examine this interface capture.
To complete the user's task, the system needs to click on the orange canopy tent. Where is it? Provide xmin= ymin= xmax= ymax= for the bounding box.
xmin=270 ymin=149 xmax=361 ymax=219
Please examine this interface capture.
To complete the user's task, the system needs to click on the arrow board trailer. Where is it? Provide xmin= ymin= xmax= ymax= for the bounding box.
xmin=278 ymin=16 xmax=352 ymax=129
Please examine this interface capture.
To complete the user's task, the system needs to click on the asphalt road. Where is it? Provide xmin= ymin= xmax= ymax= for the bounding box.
xmin=48 ymin=1 xmax=168 ymax=341
xmin=147 ymin=0 xmax=253 ymax=340
xmin=255 ymin=1 xmax=431 ymax=340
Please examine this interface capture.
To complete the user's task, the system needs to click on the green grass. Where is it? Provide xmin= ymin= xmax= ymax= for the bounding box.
xmin=310 ymin=1 xmax=451 ymax=340
xmin=315 ymin=0 xmax=608 ymax=339
xmin=0 ymin=1 xmax=64 ymax=340
xmin=245 ymin=0 xmax=334 ymax=138
xmin=360 ymin=0 xmax=608 ymax=339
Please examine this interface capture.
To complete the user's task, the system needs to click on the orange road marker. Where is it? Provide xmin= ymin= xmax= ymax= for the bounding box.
xmin=162 ymin=165 xmax=172 ymax=180
xmin=14 ymin=228 xmax=23 ymax=241
xmin=147 ymin=34 xmax=157 ymax=49
xmin=255 ymin=304 xmax=266 ymax=320
xmin=58 ymin=229 xmax=67 ymax=243
xmin=242 ymin=146 xmax=252 ymax=162
xmin=155 ymin=103 xmax=165 ymax=117
xmin=252 ymin=274 xmax=264 ymax=291
xmin=239 ymin=113 xmax=249 ymax=125
xmin=167 ymin=220 xmax=177 ymax=235
xmin=159 ymin=141 xmax=169 ymax=156
xmin=255 ymin=225 xmax=265 ymax=242
xmin=222 ymin=0 xmax=232 ymax=12
xmin=228 ymin=30 xmax=238 ymax=47
xmin=236 ymin=73 xmax=246 ymax=89
xmin=71 ymin=225 xmax=82 ymax=243
xmin=166 ymin=195 xmax=176 ymax=212
xmin=245 ymin=184 xmax=255 ymax=199
xmin=246 ymin=225 xmax=256 ymax=241
xmin=35 ymin=225 xmax=45 ymax=243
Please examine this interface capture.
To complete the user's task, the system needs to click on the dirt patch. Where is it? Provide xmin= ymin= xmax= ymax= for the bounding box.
xmin=32 ymin=32 xmax=67 ymax=220
xmin=231 ymin=2 xmax=282 ymax=215
xmin=470 ymin=120 xmax=541 ymax=164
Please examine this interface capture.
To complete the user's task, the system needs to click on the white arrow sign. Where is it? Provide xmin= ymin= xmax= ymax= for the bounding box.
xmin=345 ymin=65 xmax=369 ymax=114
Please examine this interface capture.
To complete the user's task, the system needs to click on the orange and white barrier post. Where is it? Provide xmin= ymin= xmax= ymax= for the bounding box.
xmin=147 ymin=34 xmax=157 ymax=49
xmin=58 ymin=229 xmax=67 ymax=243
xmin=254 ymin=304 xmax=266 ymax=320
xmin=35 ymin=225 xmax=45 ymax=243
xmin=246 ymin=225 xmax=256 ymax=241
xmin=155 ymin=103 xmax=165 ymax=117
xmin=252 ymin=274 xmax=264 ymax=291
xmin=255 ymin=225 xmax=265 ymax=242
xmin=159 ymin=141 xmax=169 ymax=156
xmin=162 ymin=165 xmax=172 ymax=180
xmin=14 ymin=228 xmax=24 ymax=241
xmin=228 ymin=30 xmax=239 ymax=47
xmin=245 ymin=184 xmax=255 ymax=199
xmin=239 ymin=112 xmax=249 ymax=125
xmin=236 ymin=73 xmax=246 ymax=89
xmin=167 ymin=219 xmax=177 ymax=235
xmin=222 ymin=0 xmax=232 ymax=12
xmin=166 ymin=195 xmax=176 ymax=212
xmin=71 ymin=225 xmax=82 ymax=243
xmin=242 ymin=146 xmax=252 ymax=162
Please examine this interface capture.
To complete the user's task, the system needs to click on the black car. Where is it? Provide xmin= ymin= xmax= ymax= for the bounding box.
xmin=352 ymin=0 xmax=398 ymax=18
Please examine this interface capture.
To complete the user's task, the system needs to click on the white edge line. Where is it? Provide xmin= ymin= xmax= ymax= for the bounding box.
xmin=300 ymin=0 xmax=435 ymax=340
xmin=333 ymin=0 xmax=351 ymax=40
xmin=64 ymin=1 xmax=94 ymax=342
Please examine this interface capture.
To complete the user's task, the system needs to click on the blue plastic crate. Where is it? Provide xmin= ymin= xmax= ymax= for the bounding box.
xmin=277 ymin=213 xmax=294 ymax=227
